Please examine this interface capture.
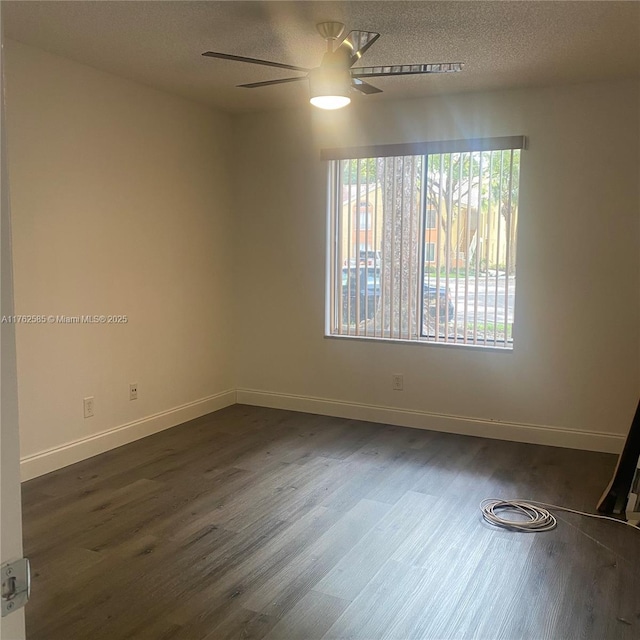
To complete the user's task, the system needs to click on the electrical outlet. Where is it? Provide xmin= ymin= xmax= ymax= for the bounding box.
xmin=129 ymin=383 xmax=138 ymax=401
xmin=392 ymin=374 xmax=404 ymax=391
xmin=83 ymin=396 xmax=94 ymax=418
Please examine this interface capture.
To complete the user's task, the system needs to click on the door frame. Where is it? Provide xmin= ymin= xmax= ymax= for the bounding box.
xmin=1 ymin=3 xmax=27 ymax=637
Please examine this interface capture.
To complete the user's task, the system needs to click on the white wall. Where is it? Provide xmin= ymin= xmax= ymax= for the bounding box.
xmin=233 ymin=80 xmax=640 ymax=452
xmin=6 ymin=37 xmax=639 ymax=477
xmin=5 ymin=41 xmax=236 ymax=478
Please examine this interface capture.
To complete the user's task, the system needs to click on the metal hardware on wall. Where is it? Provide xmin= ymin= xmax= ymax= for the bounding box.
xmin=1 ymin=558 xmax=31 ymax=616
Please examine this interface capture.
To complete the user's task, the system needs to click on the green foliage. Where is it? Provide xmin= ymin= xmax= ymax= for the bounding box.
xmin=425 ymin=152 xmax=482 ymax=214
xmin=488 ymin=150 xmax=521 ymax=217
xmin=342 ymin=158 xmax=378 ymax=184
xmin=426 ymin=150 xmax=521 ymax=218
xmin=465 ymin=321 xmax=513 ymax=341
xmin=425 ymin=265 xmax=478 ymax=278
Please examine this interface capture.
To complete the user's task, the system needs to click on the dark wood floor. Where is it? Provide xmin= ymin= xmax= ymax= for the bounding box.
xmin=22 ymin=405 xmax=640 ymax=640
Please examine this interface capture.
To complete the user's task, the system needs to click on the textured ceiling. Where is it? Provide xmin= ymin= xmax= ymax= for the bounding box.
xmin=4 ymin=1 xmax=640 ymax=113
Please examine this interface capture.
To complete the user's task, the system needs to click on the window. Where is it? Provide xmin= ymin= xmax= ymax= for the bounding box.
xmin=358 ymin=209 xmax=372 ymax=230
xmin=425 ymin=242 xmax=435 ymax=262
xmin=325 ymin=136 xmax=524 ymax=348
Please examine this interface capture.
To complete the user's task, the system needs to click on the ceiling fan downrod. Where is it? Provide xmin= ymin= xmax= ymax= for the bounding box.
xmin=316 ymin=22 xmax=346 ymax=52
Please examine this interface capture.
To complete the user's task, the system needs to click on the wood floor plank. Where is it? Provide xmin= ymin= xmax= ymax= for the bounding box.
xmin=321 ymin=559 xmax=432 ymax=640
xmin=314 ymin=490 xmax=439 ymax=600
xmin=201 ymin=607 xmax=275 ymax=640
xmin=22 ymin=405 xmax=640 ymax=640
xmin=411 ymin=534 xmax=532 ymax=640
xmin=241 ymin=498 xmax=392 ymax=615
xmin=263 ymin=591 xmax=350 ymax=640
xmin=24 ymin=478 xmax=164 ymax=554
xmin=164 ymin=503 xmax=344 ymax=627
xmin=359 ymin=502 xmax=515 ymax=639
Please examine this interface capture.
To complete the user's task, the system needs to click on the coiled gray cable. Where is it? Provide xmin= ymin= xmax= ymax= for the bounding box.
xmin=480 ymin=499 xmax=639 ymax=532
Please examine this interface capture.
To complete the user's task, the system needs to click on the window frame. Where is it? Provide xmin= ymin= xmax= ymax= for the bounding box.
xmin=324 ymin=136 xmax=526 ymax=350
xmin=425 ymin=209 xmax=437 ymax=229
xmin=424 ymin=241 xmax=436 ymax=262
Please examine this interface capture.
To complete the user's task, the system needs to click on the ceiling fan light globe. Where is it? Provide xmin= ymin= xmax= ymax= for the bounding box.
xmin=310 ymin=95 xmax=351 ymax=110
xmin=308 ymin=67 xmax=352 ymax=110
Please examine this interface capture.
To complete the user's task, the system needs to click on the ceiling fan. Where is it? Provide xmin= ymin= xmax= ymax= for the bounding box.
xmin=202 ymin=22 xmax=463 ymax=110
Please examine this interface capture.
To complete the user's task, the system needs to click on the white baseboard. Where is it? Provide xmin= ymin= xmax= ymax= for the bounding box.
xmin=236 ymin=388 xmax=625 ymax=454
xmin=21 ymin=387 xmax=624 ymax=481
xmin=20 ymin=390 xmax=236 ymax=481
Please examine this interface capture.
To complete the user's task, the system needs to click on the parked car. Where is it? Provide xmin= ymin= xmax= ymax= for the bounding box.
xmin=342 ymin=266 xmax=381 ymax=323
xmin=342 ymin=267 xmax=454 ymax=325
xmin=423 ymin=282 xmax=455 ymax=324
xmin=344 ymin=250 xmax=381 ymax=269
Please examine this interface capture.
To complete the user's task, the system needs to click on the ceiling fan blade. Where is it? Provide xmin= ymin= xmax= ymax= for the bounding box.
xmin=202 ymin=51 xmax=310 ymax=73
xmin=237 ymin=76 xmax=307 ymax=89
xmin=351 ymin=78 xmax=382 ymax=95
xmin=335 ymin=31 xmax=380 ymax=66
xmin=352 ymin=63 xmax=464 ymax=78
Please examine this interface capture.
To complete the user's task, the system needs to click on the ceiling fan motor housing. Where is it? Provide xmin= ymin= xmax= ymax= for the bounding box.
xmin=316 ymin=22 xmax=346 ymax=41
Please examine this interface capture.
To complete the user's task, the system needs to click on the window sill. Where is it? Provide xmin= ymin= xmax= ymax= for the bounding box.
xmin=324 ymin=332 xmax=514 ymax=352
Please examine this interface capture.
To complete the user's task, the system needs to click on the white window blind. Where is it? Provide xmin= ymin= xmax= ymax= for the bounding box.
xmin=326 ymin=136 xmax=524 ymax=348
